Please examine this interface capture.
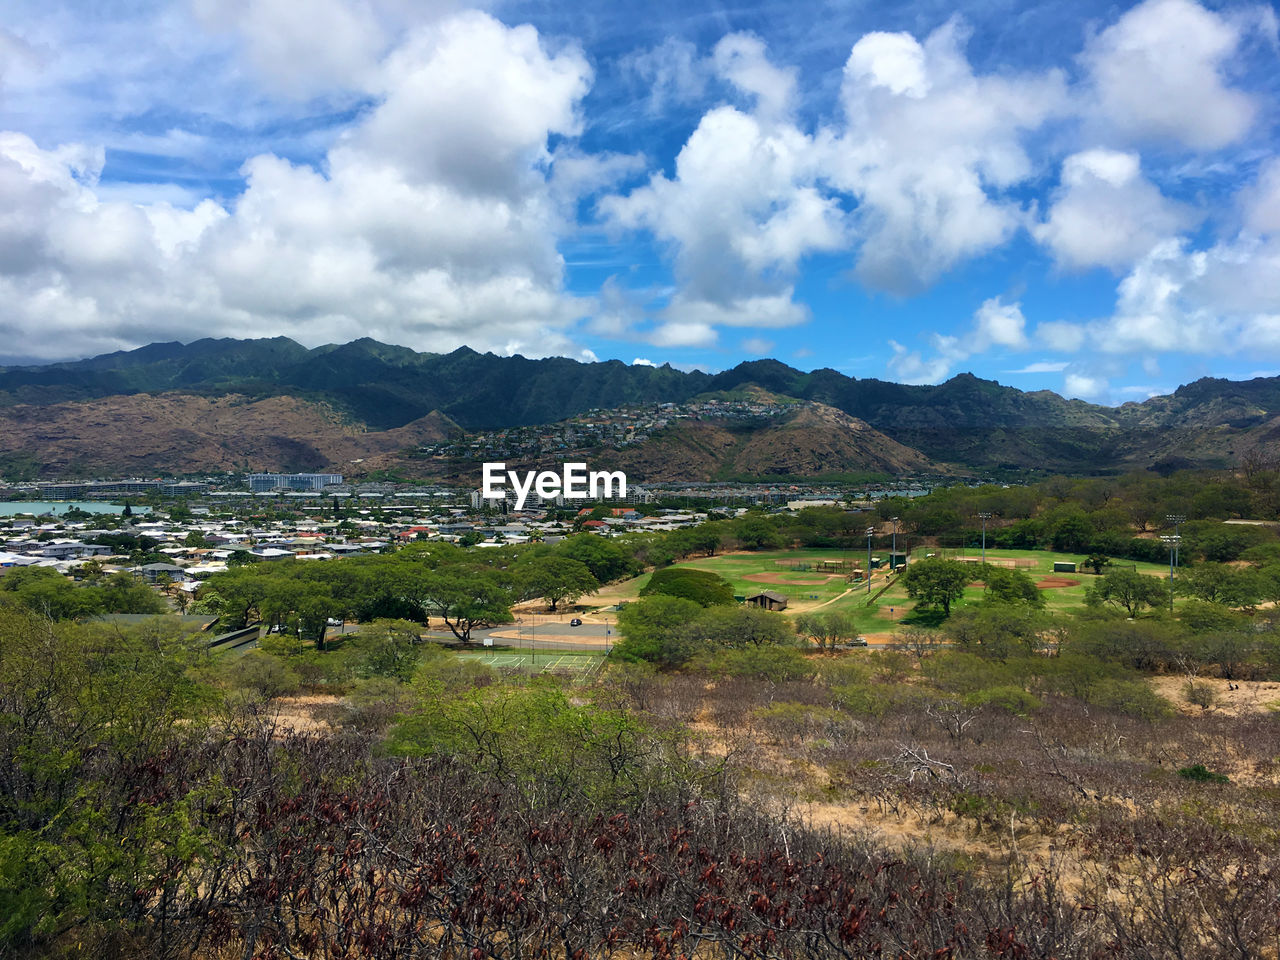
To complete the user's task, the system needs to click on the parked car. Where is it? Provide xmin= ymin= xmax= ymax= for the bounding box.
xmin=569 ymin=618 xmax=583 ymax=627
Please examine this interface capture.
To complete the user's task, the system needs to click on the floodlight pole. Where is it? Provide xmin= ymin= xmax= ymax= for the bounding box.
xmin=866 ymin=525 xmax=875 ymax=594
xmin=891 ymin=517 xmax=899 ymax=572
xmin=1166 ymin=514 xmax=1185 ymax=569
xmin=978 ymin=512 xmax=991 ymax=565
xmin=1160 ymin=535 xmax=1180 ymax=613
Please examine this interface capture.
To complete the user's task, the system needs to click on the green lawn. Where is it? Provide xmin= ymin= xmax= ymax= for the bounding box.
xmin=588 ymin=545 xmax=1182 ymax=636
xmin=590 ymin=548 xmax=877 ymax=613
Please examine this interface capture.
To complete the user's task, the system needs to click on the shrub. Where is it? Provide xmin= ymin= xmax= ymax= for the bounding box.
xmin=1177 ymin=763 xmax=1230 ymax=784
xmin=753 ymin=702 xmax=855 ymax=743
xmin=1084 ymin=677 xmax=1174 ymax=720
xmin=832 ymin=680 xmax=925 ymax=717
xmin=963 ymin=685 xmax=1042 ymax=715
xmin=695 ymin=645 xmax=816 ymax=682
xmin=1185 ymin=681 xmax=1217 ymax=709
xmin=224 ymin=650 xmax=301 ymax=700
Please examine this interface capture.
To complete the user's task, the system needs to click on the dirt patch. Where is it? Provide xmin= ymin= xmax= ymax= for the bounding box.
xmin=272 ymin=693 xmax=343 ymax=733
xmin=744 ymin=571 xmax=841 ymax=586
xmin=1150 ymin=676 xmax=1280 ymax=717
xmin=953 ymin=556 xmax=1037 ymax=569
xmin=1036 ymin=577 xmax=1081 ymax=589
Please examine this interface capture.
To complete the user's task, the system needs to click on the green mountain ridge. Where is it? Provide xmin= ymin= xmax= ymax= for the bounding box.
xmin=3 ymin=338 xmax=1278 ymax=475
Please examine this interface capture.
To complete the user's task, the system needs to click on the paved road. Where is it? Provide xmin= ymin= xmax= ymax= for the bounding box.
xmin=475 ymin=622 xmax=615 ymax=648
xmin=325 ymin=621 xmax=899 ymax=652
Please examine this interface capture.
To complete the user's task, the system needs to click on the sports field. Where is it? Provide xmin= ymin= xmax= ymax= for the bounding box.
xmin=587 ymin=545 xmax=1182 ymax=637
xmin=589 ymin=548 xmax=883 ymax=613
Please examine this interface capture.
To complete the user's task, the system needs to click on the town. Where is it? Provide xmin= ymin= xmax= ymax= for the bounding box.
xmin=414 ymin=397 xmax=801 ymax=462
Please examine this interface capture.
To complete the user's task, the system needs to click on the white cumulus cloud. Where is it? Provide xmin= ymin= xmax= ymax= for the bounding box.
xmin=830 ymin=19 xmax=1068 ymax=294
xmin=1035 ymin=149 xmax=1197 ymax=271
xmin=1079 ymin=0 xmax=1272 ymax=150
xmin=885 ymin=296 xmax=1030 ymax=382
xmin=0 ymin=11 xmax=601 ymax=361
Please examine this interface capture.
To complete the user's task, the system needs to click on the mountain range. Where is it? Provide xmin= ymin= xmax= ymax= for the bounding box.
xmin=2 ymin=337 xmax=1279 ymax=480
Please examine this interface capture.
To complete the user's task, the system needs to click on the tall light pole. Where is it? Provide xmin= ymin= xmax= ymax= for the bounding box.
xmin=978 ymin=512 xmax=991 ymax=565
xmin=891 ymin=517 xmax=899 ymax=572
xmin=1162 ymin=535 xmax=1177 ymax=616
xmin=866 ymin=525 xmax=875 ymax=594
xmin=1165 ymin=515 xmax=1185 ymax=570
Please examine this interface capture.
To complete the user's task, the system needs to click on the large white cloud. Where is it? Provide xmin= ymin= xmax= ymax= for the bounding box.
xmin=1063 ymin=161 xmax=1280 ymax=359
xmin=355 ymin=13 xmax=590 ymax=198
xmin=0 ymin=11 xmax=601 ymax=361
xmin=191 ymin=0 xmax=390 ymax=98
xmin=1079 ymin=0 xmax=1272 ymax=150
xmin=604 ymin=18 xmax=1068 ymax=337
xmin=602 ymin=34 xmax=844 ymax=332
xmin=1035 ymin=149 xmax=1197 ymax=272
xmin=830 ymin=19 xmax=1067 ymax=294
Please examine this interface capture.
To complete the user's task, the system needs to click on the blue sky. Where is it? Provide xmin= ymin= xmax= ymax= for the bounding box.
xmin=0 ymin=0 xmax=1278 ymax=404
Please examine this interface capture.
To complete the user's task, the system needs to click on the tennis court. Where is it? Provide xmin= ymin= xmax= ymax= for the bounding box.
xmin=457 ymin=650 xmax=605 ymax=682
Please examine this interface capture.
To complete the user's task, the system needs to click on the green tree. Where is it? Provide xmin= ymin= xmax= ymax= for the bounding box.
xmin=557 ymin=533 xmax=637 ymax=583
xmin=517 ymin=555 xmax=598 ymax=612
xmin=945 ymin=604 xmax=1048 ymax=660
xmin=980 ymin=565 xmax=1045 ymax=607
xmin=614 ymin=595 xmax=705 ymax=667
xmin=0 ymin=567 xmax=99 ymax=620
xmin=1085 ymin=567 xmax=1169 ymax=616
xmin=225 ymin=649 xmax=301 ymax=699
xmin=694 ymin=605 xmax=793 ymax=649
xmin=387 ymin=682 xmax=694 ymax=808
xmin=0 ymin=608 xmax=210 ymax=944
xmin=202 ymin=567 xmax=270 ymax=627
xmin=419 ymin=569 xmax=512 ymax=643
xmin=1177 ymin=562 xmax=1264 ymax=607
xmin=353 ymin=619 xmax=426 ymax=681
xmin=733 ymin=515 xmax=784 ymax=550
xmin=1050 ymin=512 xmax=1094 ymax=552
xmin=98 ymin=572 xmax=168 ymax=615
xmin=900 ymin=557 xmax=972 ymax=617
xmin=794 ymin=610 xmax=858 ymax=653
xmin=640 ymin=567 xmax=736 ymax=607
xmin=1084 ymin=553 xmax=1111 ymax=575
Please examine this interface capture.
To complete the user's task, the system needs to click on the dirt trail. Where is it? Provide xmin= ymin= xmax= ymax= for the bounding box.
xmin=811 ymin=587 xmax=855 ymax=610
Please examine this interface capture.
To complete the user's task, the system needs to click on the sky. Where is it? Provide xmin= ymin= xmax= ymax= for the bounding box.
xmin=0 ymin=0 xmax=1278 ymax=404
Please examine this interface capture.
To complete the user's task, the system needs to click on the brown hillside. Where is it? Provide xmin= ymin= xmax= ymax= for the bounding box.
xmin=732 ymin=403 xmax=934 ymax=476
xmin=606 ymin=402 xmax=937 ymax=481
xmin=0 ymin=393 xmax=460 ymax=477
